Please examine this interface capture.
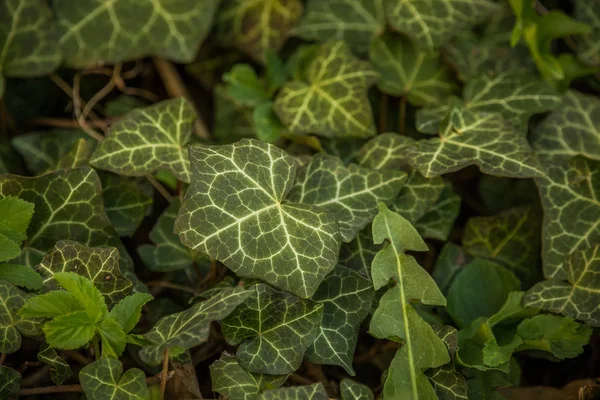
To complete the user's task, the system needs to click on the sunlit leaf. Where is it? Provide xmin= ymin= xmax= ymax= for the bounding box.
xmin=38 ymin=342 xmax=73 ymax=385
xmin=109 ymin=293 xmax=153 ymax=334
xmin=0 ymin=280 xmax=41 ymax=354
xmin=79 ymin=358 xmax=149 ymax=400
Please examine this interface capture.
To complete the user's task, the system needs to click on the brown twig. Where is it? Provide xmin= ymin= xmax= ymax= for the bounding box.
xmin=145 ymin=174 xmax=174 ymax=202
xmin=18 ymin=361 xmax=42 ymax=374
xmin=160 ymin=349 xmax=170 ymax=400
xmin=146 ymin=280 xmax=198 ymax=295
xmin=28 ymin=117 xmax=118 ymax=130
xmin=60 ymin=350 xmax=92 ymax=366
xmin=0 ymin=353 xmax=6 ymax=365
xmin=289 ymin=374 xmax=314 ymax=385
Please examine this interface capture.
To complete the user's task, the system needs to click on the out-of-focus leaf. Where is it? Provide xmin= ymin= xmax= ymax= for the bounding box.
xmin=355 ymin=133 xmax=414 ymax=171
xmin=575 ymin=0 xmax=600 ymax=66
xmin=0 ymin=365 xmax=20 ymax=399
xmin=432 ymin=243 xmax=469 ymax=296
xmin=223 ymin=64 xmax=270 ymax=107
xmin=253 ymin=102 xmax=285 ymax=143
xmin=213 ymin=84 xmax=256 ymax=142
xmin=79 ymin=358 xmax=149 ymax=400
xmin=414 ymin=184 xmax=461 ymax=241
xmin=104 ymin=95 xmax=148 ymax=117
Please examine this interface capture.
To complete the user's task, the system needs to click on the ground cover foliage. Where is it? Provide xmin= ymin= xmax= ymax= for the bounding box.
xmin=0 ymin=0 xmax=600 ymax=399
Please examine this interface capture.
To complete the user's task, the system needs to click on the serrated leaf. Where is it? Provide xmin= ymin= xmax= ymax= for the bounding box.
xmin=109 ymin=293 xmax=153 ymax=334
xmin=427 ymin=364 xmax=469 ymax=400
xmin=292 ymin=0 xmax=385 ymax=53
xmin=340 ymin=379 xmax=373 ymax=400
xmin=261 ymin=383 xmax=328 ymax=400
xmin=55 ymin=138 xmax=95 ymax=170
xmin=0 ymin=365 xmax=20 ymax=399
xmin=79 ymin=358 xmax=149 ymax=400
xmin=385 ymin=0 xmax=499 ymax=52
xmin=217 ymin=0 xmax=303 ymax=63
xmin=524 ymin=246 xmax=600 ymax=327
xmin=0 ymin=196 xmax=34 ymax=262
xmin=222 ymin=283 xmax=323 ymax=374
xmin=53 ymin=272 xmax=108 ymax=321
xmin=370 ymin=31 xmax=458 ymax=106
xmin=38 ymin=342 xmax=73 ymax=386
xmin=97 ymin=316 xmax=127 ymax=358
xmin=54 ymin=0 xmax=220 ymax=67
xmin=274 ymin=41 xmax=378 ymax=138
xmin=305 ymin=265 xmax=374 ymax=374
xmin=355 ymin=133 xmax=414 ymax=171
xmin=43 ymin=311 xmax=96 ymax=350
xmin=339 ymin=226 xmax=380 ymax=279
xmin=140 ymin=286 xmax=251 ymax=365
xmin=37 ymin=241 xmax=133 ymax=307
xmin=175 ymin=139 xmax=341 ymax=298
xmin=287 ymin=153 xmax=406 ymax=242
xmin=414 ymin=184 xmax=461 ymax=241
xmin=0 ymin=280 xmax=41 ymax=354
xmin=432 ymin=243 xmax=469 ymax=296
xmin=534 ymin=157 xmax=600 ymax=279
xmin=19 ymin=290 xmax=83 ymax=319
xmin=575 ymin=0 xmax=600 ymax=66
xmin=210 ymin=352 xmax=287 ymax=400
xmin=0 ymin=264 xmax=43 ymax=290
xmin=392 ymin=171 xmax=446 ymax=224
xmin=91 ymin=98 xmax=196 ymax=182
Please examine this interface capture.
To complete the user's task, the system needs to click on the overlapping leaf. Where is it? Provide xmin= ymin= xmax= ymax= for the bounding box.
xmin=0 ymin=196 xmax=34 ymax=262
xmin=414 ymin=184 xmax=461 ymax=241
xmin=370 ymin=31 xmax=458 ymax=106
xmin=140 ymin=286 xmax=250 ymax=365
xmin=0 ymin=365 xmax=20 ymax=399
xmin=355 ymin=133 xmax=414 ymax=171
xmin=217 ymin=0 xmax=303 ymax=63
xmin=79 ymin=358 xmax=149 ymax=400
xmin=287 ymin=154 xmax=406 ymax=242
xmin=305 ymin=265 xmax=374 ymax=374
xmin=261 ymin=383 xmax=328 ymax=400
xmin=0 ymin=280 xmax=41 ymax=354
xmin=575 ymin=0 xmax=600 ymax=66
xmin=340 ymin=379 xmax=373 ymax=400
xmin=339 ymin=227 xmax=379 ymax=279
xmin=38 ymin=342 xmax=73 ymax=385
xmin=392 ymin=171 xmax=446 ymax=224
xmin=432 ymin=243 xmax=469 ymax=296
xmin=221 ymin=283 xmax=323 ymax=374
xmin=274 ymin=41 xmax=378 ymax=138
xmin=91 ymin=98 xmax=196 ymax=183
xmin=53 ymin=0 xmax=221 ymax=67
xmin=175 ymin=139 xmax=341 ymax=298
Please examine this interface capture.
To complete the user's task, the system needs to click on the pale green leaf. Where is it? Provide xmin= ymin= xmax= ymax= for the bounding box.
xmin=223 ymin=64 xmax=270 ymax=107
xmin=575 ymin=0 xmax=600 ymax=66
xmin=53 ymin=271 xmax=107 ymax=321
xmin=175 ymin=139 xmax=341 ymax=298
xmin=340 ymin=379 xmax=373 ymax=400
xmin=339 ymin=226 xmax=380 ymax=279
xmin=54 ymin=0 xmax=220 ymax=67
xmin=261 ymin=383 xmax=328 ymax=400
xmin=79 ymin=358 xmax=149 ymax=400
xmin=43 ymin=311 xmax=96 ymax=350
xmin=355 ymin=133 xmax=414 ymax=171
xmin=305 ymin=265 xmax=374 ymax=374
xmin=427 ymin=364 xmax=469 ymax=400
xmin=109 ymin=293 xmax=153 ymax=334
xmin=0 ymin=264 xmax=43 ymax=290
xmin=140 ymin=286 xmax=251 ymax=365
xmin=38 ymin=342 xmax=73 ymax=386
xmin=370 ymin=31 xmax=458 ymax=106
xmin=19 ymin=290 xmax=83 ymax=319
xmin=0 ymin=196 xmax=34 ymax=243
xmin=274 ymin=41 xmax=378 ymax=138
xmin=414 ymin=184 xmax=461 ymax=241
xmin=222 ymin=283 xmax=323 ymax=374
xmin=97 ymin=316 xmax=127 ymax=357
xmin=0 ymin=232 xmax=20 ymax=263
xmin=287 ymin=154 xmax=406 ymax=242
xmin=0 ymin=365 xmax=20 ymax=399
xmin=0 ymin=280 xmax=42 ymax=354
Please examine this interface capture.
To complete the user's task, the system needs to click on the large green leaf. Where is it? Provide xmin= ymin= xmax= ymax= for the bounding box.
xmin=261 ymin=383 xmax=328 ymax=400
xmin=38 ymin=342 xmax=73 ymax=386
xmin=370 ymin=31 xmax=458 ymax=106
xmin=53 ymin=0 xmax=221 ymax=67
xmin=534 ymin=157 xmax=600 ymax=279
xmin=392 ymin=171 xmax=445 ymax=225
xmin=524 ymin=246 xmax=600 ymax=327
xmin=292 ymin=0 xmax=385 ymax=53
xmin=339 ymin=226 xmax=380 ymax=279
xmin=140 ymin=286 xmax=250 ymax=365
xmin=0 ymin=365 xmax=20 ymax=399
xmin=414 ymin=184 xmax=461 ymax=241
xmin=221 ymin=283 xmax=323 ymax=374
xmin=79 ymin=358 xmax=149 ymax=400
xmin=210 ymin=352 xmax=287 ymax=400
xmin=91 ymin=98 xmax=196 ymax=183
xmin=0 ymin=280 xmax=41 ymax=354
xmin=385 ymin=0 xmax=499 ymax=52
xmin=531 ymin=91 xmax=600 ymax=162
xmin=217 ymin=0 xmax=302 ymax=63
xmin=355 ymin=133 xmax=414 ymax=171
xmin=340 ymin=379 xmax=373 ymax=400
xmin=287 ymin=154 xmax=406 ymax=242
xmin=575 ymin=0 xmax=600 ymax=66
xmin=274 ymin=41 xmax=378 ymax=138
xmin=36 ymin=240 xmax=133 ymax=306
xmin=305 ymin=265 xmax=374 ymax=374
xmin=175 ymin=139 xmax=341 ymax=298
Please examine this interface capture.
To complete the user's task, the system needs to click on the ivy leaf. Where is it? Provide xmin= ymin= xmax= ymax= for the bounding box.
xmin=140 ymin=286 xmax=251 ymax=365
xmin=340 ymin=379 xmax=373 ymax=400
xmin=432 ymin=243 xmax=469 ymax=296
xmin=392 ymin=171 xmax=445 ymax=224
xmin=210 ymin=352 xmax=287 ymax=400
xmin=534 ymin=157 xmax=600 ymax=279
xmin=261 ymin=383 xmax=328 ymax=400
xmin=0 ymin=264 xmax=43 ymax=290
xmin=370 ymin=31 xmax=458 ymax=106
xmin=339 ymin=226 xmax=380 ymax=279
xmin=292 ymin=0 xmax=385 ymax=53
xmin=427 ymin=364 xmax=469 ymax=400
xmin=408 ymin=108 xmax=543 ymax=178
xmin=0 ymin=280 xmax=41 ymax=354
xmin=355 ymin=133 xmax=414 ymax=171
xmin=175 ymin=139 xmax=341 ymax=298
xmin=287 ymin=154 xmax=406 ymax=242
xmin=43 ymin=311 xmax=96 ymax=350
xmin=414 ymin=184 xmax=461 ymax=241
xmin=222 ymin=283 xmax=323 ymax=374
xmin=274 ymin=41 xmax=379 ymax=138
xmin=91 ymin=98 xmax=196 ymax=183
xmin=217 ymin=0 xmax=303 ymax=63
xmin=54 ymin=0 xmax=220 ymax=67
xmin=109 ymin=293 xmax=153 ymax=334
xmin=463 ymin=207 xmax=541 ymax=286
xmin=575 ymin=0 xmax=600 ymax=66
xmin=37 ymin=241 xmax=133 ymax=307
xmin=385 ymin=0 xmax=499 ymax=52
xmin=305 ymin=265 xmax=374 ymax=374
xmin=531 ymin=91 xmax=600 ymax=163
xmin=524 ymin=246 xmax=600 ymax=327
xmin=79 ymin=358 xmax=149 ymax=400
xmin=0 ymin=196 xmax=34 ymax=262
xmin=38 ymin=342 xmax=73 ymax=386
xmin=0 ymin=365 xmax=20 ymax=398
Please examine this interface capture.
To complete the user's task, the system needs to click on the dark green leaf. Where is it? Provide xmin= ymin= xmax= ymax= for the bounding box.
xmin=355 ymin=133 xmax=414 ymax=171
xmin=340 ymin=379 xmax=373 ymax=400
xmin=575 ymin=0 xmax=600 ymax=66
xmin=427 ymin=364 xmax=469 ymax=400
xmin=0 ymin=280 xmax=41 ymax=354
xmin=414 ymin=184 xmax=461 ymax=241
xmin=432 ymin=243 xmax=469 ymax=296
xmin=261 ymin=383 xmax=328 ymax=400
xmin=392 ymin=171 xmax=445 ymax=224
xmin=0 ymin=264 xmax=43 ymax=290
xmin=79 ymin=358 xmax=149 ymax=400
xmin=38 ymin=342 xmax=73 ymax=386
xmin=339 ymin=226 xmax=380 ymax=279
xmin=0 ymin=365 xmax=20 ymax=399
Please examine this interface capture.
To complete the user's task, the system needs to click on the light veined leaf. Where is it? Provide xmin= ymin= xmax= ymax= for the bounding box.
xmin=217 ymin=0 xmax=303 ymax=63
xmin=0 ymin=264 xmax=43 ymax=290
xmin=287 ymin=153 xmax=406 ymax=242
xmin=432 ymin=243 xmax=469 ymax=296
xmin=385 ymin=0 xmax=499 ymax=52
xmin=369 ymin=204 xmax=449 ymax=399
xmin=414 ymin=184 xmax=461 ymax=241
xmin=370 ymin=31 xmax=458 ymax=106
xmin=221 ymin=283 xmax=323 ymax=375
xmin=534 ymin=157 xmax=600 ymax=279
xmin=0 ymin=365 xmax=20 ymax=399
xmin=79 ymin=358 xmax=149 ymax=400
xmin=305 ymin=265 xmax=374 ymax=374
xmin=210 ymin=352 xmax=287 ymax=400
xmin=0 ymin=196 xmax=34 ymax=262
xmin=274 ymin=41 xmax=379 ymax=138
xmin=340 ymin=379 xmax=373 ymax=400
xmin=91 ymin=98 xmax=196 ymax=183
xmin=392 ymin=171 xmax=445 ymax=225
xmin=524 ymin=246 xmax=600 ymax=327
xmin=427 ymin=364 xmax=469 ymax=400
xmin=355 ymin=133 xmax=414 ymax=171
xmin=531 ymin=91 xmax=600 ymax=163
xmin=139 ymin=286 xmax=251 ymax=365
xmin=261 ymin=383 xmax=328 ymax=400
xmin=55 ymin=138 xmax=95 ymax=171
xmin=38 ymin=342 xmax=73 ymax=386
xmin=320 ymin=139 xmax=365 ymax=166
xmin=53 ymin=0 xmax=221 ymax=67
xmin=292 ymin=0 xmax=385 ymax=53
xmin=37 ymin=240 xmax=133 ymax=307
xmin=0 ymin=280 xmax=42 ymax=354
xmin=575 ymin=0 xmax=600 ymax=66
xmin=175 ymin=139 xmax=341 ymax=298
xmin=339 ymin=226 xmax=380 ymax=279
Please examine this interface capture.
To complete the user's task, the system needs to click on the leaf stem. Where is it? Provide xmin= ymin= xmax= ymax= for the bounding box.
xmin=399 ymin=96 xmax=406 ymax=135
xmin=379 ymin=93 xmax=388 ymax=132
xmin=160 ymin=349 xmax=169 ymax=400
xmin=92 ymin=336 xmax=100 ymax=361
xmin=146 ymin=280 xmax=198 ymax=295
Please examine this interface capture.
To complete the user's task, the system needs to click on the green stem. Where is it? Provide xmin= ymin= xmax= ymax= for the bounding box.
xmin=399 ymin=96 xmax=406 ymax=135
xmin=92 ymin=336 xmax=101 ymax=361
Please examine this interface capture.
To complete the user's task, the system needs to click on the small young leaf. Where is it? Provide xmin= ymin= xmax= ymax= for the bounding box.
xmin=79 ymin=358 xmax=149 ymax=400
xmin=53 ymin=272 xmax=107 ymax=322
xmin=223 ymin=64 xmax=271 ymax=107
xmin=0 ymin=264 xmax=43 ymax=290
xmin=109 ymin=292 xmax=153 ymax=334
xmin=38 ymin=343 xmax=73 ymax=386
xmin=43 ymin=311 xmax=95 ymax=350
xmin=97 ymin=316 xmax=127 ymax=358
xmin=253 ymin=102 xmax=285 ymax=143
xmin=19 ymin=291 xmax=83 ymax=318
xmin=0 ymin=281 xmax=42 ymax=354
xmin=340 ymin=378 xmax=373 ymax=400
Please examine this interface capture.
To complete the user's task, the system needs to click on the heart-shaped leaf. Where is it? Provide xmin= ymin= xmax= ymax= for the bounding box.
xmin=79 ymin=358 xmax=149 ymax=400
xmin=38 ymin=343 xmax=73 ymax=386
xmin=0 ymin=365 xmax=20 ymax=399
xmin=0 ymin=281 xmax=41 ymax=354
